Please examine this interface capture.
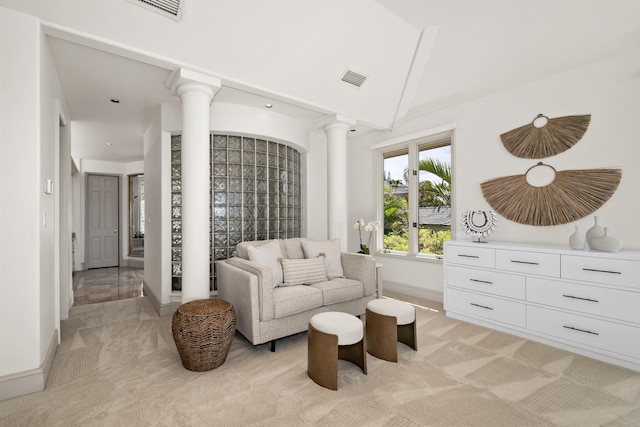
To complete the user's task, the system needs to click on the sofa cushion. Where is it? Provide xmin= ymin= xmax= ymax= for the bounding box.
xmin=310 ymin=278 xmax=364 ymax=305
xmin=236 ymin=239 xmax=286 ymax=260
xmin=281 ymin=256 xmax=327 ymax=286
xmin=283 ymin=238 xmax=305 ymax=259
xmin=273 ymin=285 xmax=323 ymax=319
xmin=302 ymin=239 xmax=344 ymax=278
xmin=247 ymin=240 xmax=284 ymax=287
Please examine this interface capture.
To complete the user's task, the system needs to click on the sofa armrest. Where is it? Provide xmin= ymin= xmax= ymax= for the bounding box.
xmin=223 ymin=257 xmax=275 ymax=322
xmin=341 ymin=252 xmax=376 ymax=297
xmin=216 ymin=260 xmax=261 ymax=345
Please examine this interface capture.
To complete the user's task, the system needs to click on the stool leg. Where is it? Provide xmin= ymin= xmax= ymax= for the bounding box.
xmin=339 ymin=335 xmax=367 ymax=375
xmin=398 ymin=320 xmax=417 ymax=351
xmin=308 ymin=324 xmax=338 ymax=390
xmin=366 ymin=309 xmax=398 ymax=362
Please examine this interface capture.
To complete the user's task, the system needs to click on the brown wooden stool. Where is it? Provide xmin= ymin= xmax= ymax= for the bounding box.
xmin=307 ymin=312 xmax=367 ymax=390
xmin=366 ymin=298 xmax=417 ymax=362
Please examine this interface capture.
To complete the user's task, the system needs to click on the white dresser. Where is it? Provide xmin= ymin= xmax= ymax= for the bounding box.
xmin=444 ymin=240 xmax=640 ymax=371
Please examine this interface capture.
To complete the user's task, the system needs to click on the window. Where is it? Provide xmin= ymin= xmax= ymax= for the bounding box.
xmin=378 ymin=130 xmax=452 ymax=257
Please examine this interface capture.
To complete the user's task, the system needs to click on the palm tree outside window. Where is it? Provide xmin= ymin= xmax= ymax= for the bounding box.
xmin=382 ymin=137 xmax=451 ymax=256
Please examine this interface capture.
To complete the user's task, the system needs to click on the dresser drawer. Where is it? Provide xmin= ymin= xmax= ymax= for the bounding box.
xmin=445 ymin=244 xmax=495 ymax=268
xmin=446 ymin=288 xmax=525 ymax=327
xmin=527 ymin=277 xmax=640 ymax=324
xmin=496 ymin=249 xmax=560 ymax=277
xmin=561 ymin=255 xmax=640 ymax=288
xmin=447 ymin=265 xmax=525 ymax=299
xmin=527 ymin=306 xmax=640 ymax=359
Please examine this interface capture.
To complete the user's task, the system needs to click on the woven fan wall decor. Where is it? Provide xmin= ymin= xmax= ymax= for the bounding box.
xmin=500 ymin=113 xmax=591 ymax=159
xmin=480 ymin=163 xmax=621 ymax=226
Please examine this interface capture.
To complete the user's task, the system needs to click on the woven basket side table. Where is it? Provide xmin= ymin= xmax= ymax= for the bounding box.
xmin=171 ymin=299 xmax=237 ymax=371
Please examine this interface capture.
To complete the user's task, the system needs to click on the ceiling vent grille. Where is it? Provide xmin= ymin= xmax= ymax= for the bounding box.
xmin=340 ymin=69 xmax=367 ymax=88
xmin=126 ymin=0 xmax=183 ymax=21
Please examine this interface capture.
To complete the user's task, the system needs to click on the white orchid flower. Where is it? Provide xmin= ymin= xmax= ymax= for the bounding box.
xmin=366 ymin=220 xmax=380 ymax=231
xmin=353 ymin=218 xmax=365 ymax=229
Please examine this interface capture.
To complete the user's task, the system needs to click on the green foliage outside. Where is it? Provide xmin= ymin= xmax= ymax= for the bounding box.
xmin=418 ymin=229 xmax=451 ymax=255
xmin=384 ymin=157 xmax=451 ymax=255
xmin=383 ymin=229 xmax=451 ymax=255
xmin=383 ymin=232 xmax=409 ymax=252
xmin=383 ymin=182 xmax=408 ymax=235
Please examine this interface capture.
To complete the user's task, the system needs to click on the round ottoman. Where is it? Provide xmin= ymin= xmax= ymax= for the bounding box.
xmin=307 ymin=312 xmax=367 ymax=390
xmin=366 ymin=298 xmax=417 ymax=362
xmin=172 ymin=299 xmax=237 ymax=371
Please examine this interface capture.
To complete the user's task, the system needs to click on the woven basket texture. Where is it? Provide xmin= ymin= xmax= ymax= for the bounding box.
xmin=172 ymin=299 xmax=237 ymax=371
xmin=500 ymin=114 xmax=591 ymax=159
xmin=481 ymin=166 xmax=621 ymax=226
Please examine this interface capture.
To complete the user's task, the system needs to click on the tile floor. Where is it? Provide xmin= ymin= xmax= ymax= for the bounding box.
xmin=73 ymin=267 xmax=144 ymax=306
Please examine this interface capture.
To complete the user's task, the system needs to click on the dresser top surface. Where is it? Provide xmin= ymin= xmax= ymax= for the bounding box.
xmin=445 ymin=240 xmax=640 ymax=261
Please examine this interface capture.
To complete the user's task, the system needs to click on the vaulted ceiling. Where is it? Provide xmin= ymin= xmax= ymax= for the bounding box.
xmin=2 ymin=0 xmax=639 ymax=162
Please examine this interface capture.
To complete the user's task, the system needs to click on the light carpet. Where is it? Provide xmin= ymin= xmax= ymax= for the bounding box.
xmin=1 ymin=293 xmax=639 ymax=426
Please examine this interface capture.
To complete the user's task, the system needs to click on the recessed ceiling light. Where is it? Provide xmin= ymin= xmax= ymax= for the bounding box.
xmin=110 ymin=98 xmax=120 ymax=103
xmin=265 ymin=103 xmax=273 ymax=109
xmin=106 ymin=142 xmax=113 ymax=146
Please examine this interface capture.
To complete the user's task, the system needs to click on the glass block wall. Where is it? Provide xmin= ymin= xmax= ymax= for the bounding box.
xmin=171 ymin=134 xmax=302 ymax=291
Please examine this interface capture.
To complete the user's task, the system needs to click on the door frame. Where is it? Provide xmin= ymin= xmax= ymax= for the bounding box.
xmin=55 ymin=101 xmax=72 ymax=327
xmin=85 ymin=173 xmax=121 ymax=269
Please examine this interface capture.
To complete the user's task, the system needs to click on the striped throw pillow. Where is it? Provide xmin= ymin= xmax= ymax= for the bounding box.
xmin=281 ymin=256 xmax=328 ymax=286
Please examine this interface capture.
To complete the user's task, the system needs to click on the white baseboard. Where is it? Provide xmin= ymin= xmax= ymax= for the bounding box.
xmin=383 ymin=281 xmax=443 ymax=303
xmin=143 ymin=279 xmax=179 ymax=317
xmin=0 ymin=328 xmax=58 ymax=401
xmin=122 ymin=258 xmax=144 ymax=269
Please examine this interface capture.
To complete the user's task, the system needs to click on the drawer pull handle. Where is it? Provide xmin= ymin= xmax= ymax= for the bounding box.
xmin=582 ymin=268 xmax=622 ymax=275
xmin=470 ymin=303 xmax=493 ymax=311
xmin=470 ymin=279 xmax=493 ymax=284
xmin=563 ymin=325 xmax=599 ymax=336
xmin=562 ymin=294 xmax=599 ymax=303
xmin=511 ymin=260 xmax=539 ymax=265
xmin=458 ymin=254 xmax=479 ymax=259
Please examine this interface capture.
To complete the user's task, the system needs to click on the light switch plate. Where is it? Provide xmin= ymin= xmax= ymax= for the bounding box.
xmin=45 ymin=179 xmax=53 ymax=194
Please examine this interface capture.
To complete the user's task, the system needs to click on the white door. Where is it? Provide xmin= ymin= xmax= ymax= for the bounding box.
xmin=87 ymin=174 xmax=119 ymax=269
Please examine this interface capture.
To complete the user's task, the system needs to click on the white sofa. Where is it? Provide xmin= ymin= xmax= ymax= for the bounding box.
xmin=216 ymin=238 xmax=376 ymax=351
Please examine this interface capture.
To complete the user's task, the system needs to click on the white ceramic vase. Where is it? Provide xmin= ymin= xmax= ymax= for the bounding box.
xmin=568 ymin=225 xmax=586 ymax=250
xmin=585 ymin=216 xmax=605 ymax=249
xmin=590 ymin=227 xmax=623 ymax=252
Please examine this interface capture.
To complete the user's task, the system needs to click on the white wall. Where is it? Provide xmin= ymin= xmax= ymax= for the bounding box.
xmin=40 ymin=21 xmax=72 ymax=344
xmin=0 ymin=7 xmax=70 ymax=399
xmin=142 ymin=107 xmax=166 ymax=307
xmin=348 ymin=48 xmax=640 ymax=300
xmin=0 ymin=6 xmax=41 ymax=380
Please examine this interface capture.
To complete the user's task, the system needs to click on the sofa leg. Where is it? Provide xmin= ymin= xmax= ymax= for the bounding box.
xmin=270 ymin=340 xmax=276 ymax=352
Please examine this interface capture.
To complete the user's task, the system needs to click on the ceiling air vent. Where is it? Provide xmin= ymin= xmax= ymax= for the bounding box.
xmin=126 ymin=0 xmax=183 ymax=21
xmin=340 ymin=69 xmax=367 ymax=88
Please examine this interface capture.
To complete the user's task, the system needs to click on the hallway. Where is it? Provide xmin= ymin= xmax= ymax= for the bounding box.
xmin=72 ymin=267 xmax=144 ymax=306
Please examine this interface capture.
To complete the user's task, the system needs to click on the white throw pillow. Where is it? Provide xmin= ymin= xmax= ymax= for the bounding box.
xmin=301 ymin=239 xmax=344 ymax=278
xmin=281 ymin=256 xmax=328 ymax=286
xmin=247 ymin=240 xmax=284 ymax=287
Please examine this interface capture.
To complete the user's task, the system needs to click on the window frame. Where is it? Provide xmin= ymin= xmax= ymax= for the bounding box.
xmin=371 ymin=124 xmax=456 ymax=260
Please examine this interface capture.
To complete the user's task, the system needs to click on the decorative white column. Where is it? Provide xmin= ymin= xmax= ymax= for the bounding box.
xmin=315 ymin=114 xmax=356 ymax=250
xmin=168 ymin=69 xmax=221 ymax=303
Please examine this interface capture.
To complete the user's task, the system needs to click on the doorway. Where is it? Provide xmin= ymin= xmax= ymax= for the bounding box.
xmin=86 ymin=174 xmax=120 ymax=269
xmin=58 ymin=112 xmax=73 ymax=321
